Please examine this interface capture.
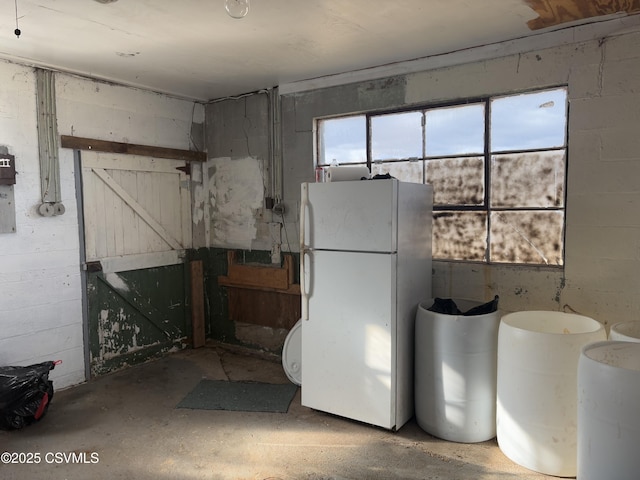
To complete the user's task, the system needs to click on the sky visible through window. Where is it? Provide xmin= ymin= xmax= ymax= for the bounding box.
xmin=318 ymin=88 xmax=567 ymax=165
xmin=491 ymin=89 xmax=567 ymax=151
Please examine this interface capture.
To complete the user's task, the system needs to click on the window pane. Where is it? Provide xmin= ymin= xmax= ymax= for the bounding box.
xmin=426 ymin=157 xmax=484 ymax=206
xmin=371 ymin=111 xmax=423 ymax=161
xmin=425 ymin=104 xmax=484 ymax=156
xmin=433 ymin=211 xmax=487 ymax=261
xmin=490 ymin=210 xmax=564 ymax=265
xmin=491 ymin=150 xmax=565 ymax=208
xmin=372 ymin=160 xmax=423 ymax=183
xmin=318 ymin=115 xmax=366 ymax=165
xmin=491 ymin=88 xmax=567 ymax=151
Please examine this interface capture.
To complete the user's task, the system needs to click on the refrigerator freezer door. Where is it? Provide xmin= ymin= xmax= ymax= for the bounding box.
xmin=301 ymin=249 xmax=399 ymax=429
xmin=305 ymin=180 xmax=397 ymax=253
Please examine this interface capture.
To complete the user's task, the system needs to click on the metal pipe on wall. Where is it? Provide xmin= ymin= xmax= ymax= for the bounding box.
xmin=35 ymin=68 xmax=65 ymax=216
xmin=269 ymin=87 xmax=283 ymax=204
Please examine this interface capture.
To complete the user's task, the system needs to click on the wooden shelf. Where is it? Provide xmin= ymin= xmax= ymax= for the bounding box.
xmin=217 ymin=251 xmax=300 ymax=295
xmin=217 ymin=250 xmax=301 ymax=331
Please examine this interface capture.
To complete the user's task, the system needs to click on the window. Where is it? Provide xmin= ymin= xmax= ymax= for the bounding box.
xmin=317 ymin=115 xmax=366 ymax=165
xmin=315 ymin=87 xmax=568 ymax=266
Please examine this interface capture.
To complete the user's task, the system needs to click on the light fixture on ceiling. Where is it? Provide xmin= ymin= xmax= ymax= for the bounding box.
xmin=225 ymin=0 xmax=249 ymax=19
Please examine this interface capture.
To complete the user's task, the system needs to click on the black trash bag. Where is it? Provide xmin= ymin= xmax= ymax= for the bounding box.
xmin=427 ymin=297 xmax=463 ymax=315
xmin=0 ymin=361 xmax=58 ymax=430
xmin=361 ymin=173 xmax=397 ymax=180
xmin=427 ymin=296 xmax=499 ymax=316
xmin=463 ymin=295 xmax=499 ymax=316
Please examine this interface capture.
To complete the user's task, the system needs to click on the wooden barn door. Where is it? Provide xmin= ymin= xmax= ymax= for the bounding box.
xmin=80 ymin=150 xmax=192 ymax=376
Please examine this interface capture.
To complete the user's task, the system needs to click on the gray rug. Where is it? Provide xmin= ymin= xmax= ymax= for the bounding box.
xmin=176 ymin=380 xmax=298 ymax=413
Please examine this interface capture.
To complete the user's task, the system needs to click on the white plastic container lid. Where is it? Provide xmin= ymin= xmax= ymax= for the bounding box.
xmin=609 ymin=320 xmax=640 ymax=342
xmin=282 ymin=319 xmax=302 ymax=386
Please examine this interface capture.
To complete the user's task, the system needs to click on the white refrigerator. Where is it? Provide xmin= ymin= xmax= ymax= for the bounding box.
xmin=299 ymin=179 xmax=432 ymax=430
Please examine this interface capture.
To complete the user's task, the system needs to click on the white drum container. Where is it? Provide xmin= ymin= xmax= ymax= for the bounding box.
xmin=415 ymin=299 xmax=500 ymax=443
xmin=578 ymin=341 xmax=640 ymax=480
xmin=496 ymin=311 xmax=605 ymax=477
xmin=609 ymin=320 xmax=640 ymax=342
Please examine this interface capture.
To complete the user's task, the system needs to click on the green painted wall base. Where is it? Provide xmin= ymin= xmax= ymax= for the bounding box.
xmin=87 ymin=264 xmax=189 ymax=377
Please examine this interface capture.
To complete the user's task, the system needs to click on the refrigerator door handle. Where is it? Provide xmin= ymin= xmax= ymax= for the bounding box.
xmin=300 ymin=183 xmax=310 ymax=320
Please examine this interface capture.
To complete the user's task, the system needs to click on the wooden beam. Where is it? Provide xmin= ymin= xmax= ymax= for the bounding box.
xmin=60 ymin=135 xmax=206 ymax=162
xmin=525 ymin=0 xmax=640 ymax=30
xmin=217 ymin=278 xmax=301 ymax=296
xmin=190 ymin=260 xmax=206 ymax=349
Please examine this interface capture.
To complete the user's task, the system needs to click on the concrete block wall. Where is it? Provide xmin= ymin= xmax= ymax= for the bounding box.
xmin=0 ymin=60 xmax=203 ymax=388
xmin=278 ymin=27 xmax=640 ymax=326
xmin=196 ymin=23 xmax=640 ymax=344
xmin=560 ymin=32 xmax=640 ymax=326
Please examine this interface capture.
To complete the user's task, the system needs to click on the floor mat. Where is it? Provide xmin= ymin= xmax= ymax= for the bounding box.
xmin=176 ymin=380 xmax=298 ymax=413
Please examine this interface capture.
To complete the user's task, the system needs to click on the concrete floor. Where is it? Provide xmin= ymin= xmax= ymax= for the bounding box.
xmin=1 ymin=344 xmax=556 ymax=480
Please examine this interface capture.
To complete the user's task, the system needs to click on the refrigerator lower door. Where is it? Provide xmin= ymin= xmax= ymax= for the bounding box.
xmin=301 ymin=249 xmax=399 ymax=429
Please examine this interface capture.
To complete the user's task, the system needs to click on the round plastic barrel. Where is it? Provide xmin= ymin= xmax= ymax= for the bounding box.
xmin=415 ymin=298 xmax=500 ymax=443
xmin=609 ymin=320 xmax=640 ymax=342
xmin=578 ymin=341 xmax=640 ymax=480
xmin=496 ymin=311 xmax=605 ymax=477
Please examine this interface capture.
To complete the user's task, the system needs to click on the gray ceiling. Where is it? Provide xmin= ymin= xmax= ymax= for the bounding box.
xmin=0 ymin=1 xmax=634 ymax=101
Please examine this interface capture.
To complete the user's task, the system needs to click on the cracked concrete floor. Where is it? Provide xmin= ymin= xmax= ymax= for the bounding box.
xmin=0 ymin=344 xmax=556 ymax=480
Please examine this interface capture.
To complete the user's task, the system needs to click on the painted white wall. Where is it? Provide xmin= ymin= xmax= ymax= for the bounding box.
xmin=206 ymin=156 xmax=265 ymax=249
xmin=55 ymin=74 xmax=204 ymax=148
xmin=0 ymin=61 xmax=203 ymax=388
xmin=0 ymin=61 xmax=84 ymax=388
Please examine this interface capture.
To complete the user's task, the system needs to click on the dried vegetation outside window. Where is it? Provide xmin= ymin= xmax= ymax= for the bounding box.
xmin=427 ymin=157 xmax=484 ymax=206
xmin=433 ymin=212 xmax=487 ymax=261
xmin=491 ymin=151 xmax=565 ymax=208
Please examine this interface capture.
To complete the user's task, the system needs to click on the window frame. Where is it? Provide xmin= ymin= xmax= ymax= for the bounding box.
xmin=314 ymin=86 xmax=569 ymax=267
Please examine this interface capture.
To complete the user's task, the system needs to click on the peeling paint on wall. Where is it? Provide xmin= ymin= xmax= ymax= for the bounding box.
xmin=193 ymin=183 xmax=206 ymax=225
xmin=104 ymin=272 xmax=129 ymax=293
xmin=191 ymin=161 xmax=211 ymax=248
xmin=209 ymin=156 xmax=264 ymax=249
xmin=88 ymin=264 xmax=186 ymax=376
xmin=98 ymin=307 xmax=149 ymax=361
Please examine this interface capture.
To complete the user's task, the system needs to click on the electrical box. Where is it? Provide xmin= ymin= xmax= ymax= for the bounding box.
xmin=0 ymin=151 xmax=16 ymax=233
xmin=0 ymin=154 xmax=16 ymax=185
xmin=0 ymin=185 xmax=16 ymax=233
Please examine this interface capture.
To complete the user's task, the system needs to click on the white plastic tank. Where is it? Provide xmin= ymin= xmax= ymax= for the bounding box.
xmin=496 ymin=311 xmax=606 ymax=477
xmin=578 ymin=341 xmax=640 ymax=480
xmin=609 ymin=320 xmax=640 ymax=342
xmin=415 ymin=298 xmax=500 ymax=443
